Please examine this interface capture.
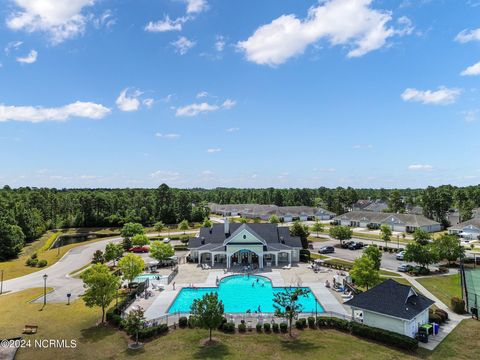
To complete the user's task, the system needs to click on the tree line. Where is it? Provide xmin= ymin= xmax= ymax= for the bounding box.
xmin=1 ymin=183 xmax=480 ymax=260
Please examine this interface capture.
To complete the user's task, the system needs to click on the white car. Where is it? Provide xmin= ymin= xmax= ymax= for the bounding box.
xmin=396 ymin=251 xmax=405 ymax=260
xmin=163 ymin=237 xmax=171 ymax=244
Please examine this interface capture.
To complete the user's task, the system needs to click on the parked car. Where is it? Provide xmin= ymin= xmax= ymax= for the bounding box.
xmin=397 ymin=263 xmax=412 ymax=272
xmin=341 ymin=241 xmax=354 ymax=249
xmin=318 ymin=246 xmax=335 ymax=254
xmin=348 ymin=242 xmax=364 ymax=250
xmin=163 ymin=237 xmax=171 ymax=244
xmin=396 ymin=251 xmax=405 ymax=260
xmin=129 ymin=246 xmax=149 ymax=253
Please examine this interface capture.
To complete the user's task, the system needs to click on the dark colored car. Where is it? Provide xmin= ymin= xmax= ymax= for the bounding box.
xmin=348 ymin=242 xmax=364 ymax=250
xmin=318 ymin=246 xmax=335 ymax=254
xmin=129 ymin=246 xmax=149 ymax=253
xmin=341 ymin=241 xmax=354 ymax=249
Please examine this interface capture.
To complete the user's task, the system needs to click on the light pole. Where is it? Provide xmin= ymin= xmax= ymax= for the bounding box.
xmin=0 ymin=269 xmax=4 ymax=295
xmin=43 ymin=274 xmax=48 ymax=307
xmin=67 ymin=293 xmax=71 ymax=305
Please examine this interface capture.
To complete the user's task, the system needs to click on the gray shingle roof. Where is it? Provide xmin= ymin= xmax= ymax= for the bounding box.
xmin=334 ymin=210 xmax=439 ymax=227
xmin=448 ymin=217 xmax=480 ymax=231
xmin=208 ymin=203 xmax=335 ymax=218
xmin=188 ymin=223 xmax=302 ymax=249
xmin=345 ymin=279 xmax=434 ymax=320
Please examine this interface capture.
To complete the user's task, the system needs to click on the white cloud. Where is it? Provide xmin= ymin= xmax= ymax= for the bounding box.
xmin=353 ymin=144 xmax=373 ymax=149
xmin=6 ymin=0 xmax=97 ymax=44
xmin=143 ymin=98 xmax=154 ymax=108
xmin=0 ymin=101 xmax=110 ymax=123
xmin=226 ymin=127 xmax=240 ymax=132
xmin=150 ymin=170 xmax=181 ymax=181
xmin=16 ymin=49 xmax=37 ymax=64
xmin=4 ymin=40 xmax=23 ymax=54
xmin=461 ymin=61 xmax=480 ymax=76
xmin=186 ymin=0 xmax=207 ymax=14
xmin=463 ymin=109 xmax=479 ymax=123
xmin=455 ymin=28 xmax=480 ymax=43
xmin=196 ymin=91 xmax=209 ymax=98
xmin=206 ymin=148 xmax=221 ymax=153
xmin=175 ymin=98 xmax=235 ymax=117
xmin=215 ymin=35 xmax=226 ymax=51
xmin=116 ymin=88 xmax=142 ymax=112
xmin=221 ymin=99 xmax=236 ymax=109
xmin=408 ymin=164 xmax=433 ymax=171
xmin=145 ymin=16 xmax=187 ymax=32
xmin=155 ymin=132 xmax=180 ymax=139
xmin=171 ymin=36 xmax=195 ymax=55
xmin=92 ymin=9 xmax=116 ymax=29
xmin=401 ymin=87 xmax=461 ymax=105
xmin=237 ymin=0 xmax=406 ymax=66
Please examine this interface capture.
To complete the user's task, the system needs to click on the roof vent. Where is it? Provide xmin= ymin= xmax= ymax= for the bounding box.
xmin=280 ymin=236 xmax=285 ymax=244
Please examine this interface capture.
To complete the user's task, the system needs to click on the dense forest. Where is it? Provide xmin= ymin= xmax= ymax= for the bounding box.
xmin=1 ymin=183 xmax=480 ymax=260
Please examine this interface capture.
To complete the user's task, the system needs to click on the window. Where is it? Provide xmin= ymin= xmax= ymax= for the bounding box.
xmin=243 ymin=234 xmax=246 ymax=239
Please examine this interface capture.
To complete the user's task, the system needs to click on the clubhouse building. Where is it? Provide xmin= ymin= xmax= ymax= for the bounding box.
xmin=188 ymin=220 xmax=303 ymax=269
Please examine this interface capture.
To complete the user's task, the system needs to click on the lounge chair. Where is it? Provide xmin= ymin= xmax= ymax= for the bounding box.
xmin=282 ymin=264 xmax=291 ymax=270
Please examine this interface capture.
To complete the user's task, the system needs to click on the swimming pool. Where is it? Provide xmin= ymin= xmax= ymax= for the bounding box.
xmin=134 ymin=273 xmax=167 ymax=282
xmin=167 ymin=275 xmax=324 ymax=314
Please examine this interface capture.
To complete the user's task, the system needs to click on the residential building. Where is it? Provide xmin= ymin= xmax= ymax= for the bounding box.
xmin=448 ymin=217 xmax=480 ymax=239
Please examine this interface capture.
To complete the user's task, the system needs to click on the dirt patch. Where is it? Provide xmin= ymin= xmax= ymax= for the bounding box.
xmin=200 ymin=337 xmax=220 ymax=346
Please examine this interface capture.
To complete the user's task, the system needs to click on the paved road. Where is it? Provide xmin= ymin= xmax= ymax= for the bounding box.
xmin=0 ymin=230 xmax=198 ymax=302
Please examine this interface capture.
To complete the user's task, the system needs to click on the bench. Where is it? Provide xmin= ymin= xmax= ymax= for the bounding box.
xmin=23 ymin=325 xmax=38 ymax=334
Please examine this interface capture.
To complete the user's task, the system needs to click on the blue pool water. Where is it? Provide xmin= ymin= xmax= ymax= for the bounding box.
xmin=168 ymin=275 xmax=324 ymax=314
xmin=134 ymin=273 xmax=166 ymax=282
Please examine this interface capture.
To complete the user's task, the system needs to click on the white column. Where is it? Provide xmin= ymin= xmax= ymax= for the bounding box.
xmin=211 ymin=253 xmax=215 ymax=267
xmin=198 ymin=253 xmax=201 ymax=264
xmin=289 ymin=251 xmax=291 ymax=265
xmin=259 ymin=254 xmax=264 ymax=269
xmin=227 ymin=255 xmax=230 ymax=268
xmin=275 ymin=253 xmax=278 ymax=267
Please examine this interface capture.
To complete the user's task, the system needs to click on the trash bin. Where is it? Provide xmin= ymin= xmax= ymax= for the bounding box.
xmin=417 ymin=332 xmax=429 ymax=343
xmin=433 ymin=323 xmax=439 ymax=335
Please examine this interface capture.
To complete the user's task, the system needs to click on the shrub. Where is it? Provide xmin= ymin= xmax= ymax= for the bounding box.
xmin=218 ymin=317 xmax=227 ymax=331
xmin=316 ymin=317 xmax=350 ymax=332
xmin=256 ymin=324 xmax=262 ymax=332
xmin=137 ymin=324 xmax=168 ymax=340
xmin=429 ymin=313 xmax=442 ymax=324
xmin=279 ymin=323 xmax=288 ymax=333
xmin=263 ymin=323 xmax=271 ymax=332
xmin=188 ymin=316 xmax=197 ymax=328
xmin=295 ymin=320 xmax=305 ymax=330
xmin=238 ymin=323 xmax=246 ymax=333
xmin=433 ymin=310 xmax=446 ymax=323
xmin=272 ymin=323 xmax=279 ymax=333
xmin=25 ymin=257 xmax=38 ymax=267
xmin=31 ymin=253 xmax=38 ymax=259
xmin=435 ymin=308 xmax=448 ymax=321
xmin=37 ymin=259 xmax=48 ymax=268
xmin=223 ymin=322 xmax=235 ymax=333
xmin=178 ymin=316 xmax=188 ymax=328
xmin=106 ymin=310 xmax=123 ymax=328
xmin=307 ymin=317 xmax=316 ymax=329
xmin=350 ymin=322 xmax=418 ymax=351
xmin=451 ymin=297 xmax=466 ymax=314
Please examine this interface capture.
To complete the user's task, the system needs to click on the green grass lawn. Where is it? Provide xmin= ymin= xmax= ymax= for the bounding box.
xmin=416 ymin=274 xmax=462 ymax=308
xmin=1 ymin=288 xmax=479 ymax=360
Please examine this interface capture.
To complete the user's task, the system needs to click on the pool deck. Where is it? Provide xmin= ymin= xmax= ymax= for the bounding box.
xmin=141 ymin=263 xmax=348 ymax=321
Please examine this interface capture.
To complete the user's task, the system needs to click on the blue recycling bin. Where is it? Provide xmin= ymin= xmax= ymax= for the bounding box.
xmin=433 ymin=323 xmax=439 ymax=335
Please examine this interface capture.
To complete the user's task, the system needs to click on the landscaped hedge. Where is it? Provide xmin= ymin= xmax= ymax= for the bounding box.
xmin=263 ymin=323 xmax=271 ymax=332
xmin=223 ymin=322 xmax=235 ymax=333
xmin=238 ymin=323 xmax=246 ymax=333
xmin=173 ymin=245 xmax=188 ymax=251
xmin=279 ymin=323 xmax=288 ymax=333
xmin=256 ymin=324 xmax=262 ymax=332
xmin=106 ymin=310 xmax=124 ymax=328
xmin=272 ymin=323 xmax=279 ymax=333
xmin=307 ymin=317 xmax=316 ymax=329
xmin=179 ymin=316 xmax=188 ymax=328
xmin=350 ymin=322 xmax=418 ymax=351
xmin=451 ymin=297 xmax=466 ymax=314
xmin=137 ymin=324 xmax=169 ymax=340
xmin=316 ymin=317 xmax=350 ymax=332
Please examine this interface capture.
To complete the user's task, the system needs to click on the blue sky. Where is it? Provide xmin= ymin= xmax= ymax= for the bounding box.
xmin=0 ymin=0 xmax=480 ymax=189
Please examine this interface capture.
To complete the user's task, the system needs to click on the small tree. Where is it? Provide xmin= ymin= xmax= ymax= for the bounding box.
xmin=350 ymin=256 xmax=380 ymax=290
xmin=154 ymin=221 xmax=165 ymax=234
xmin=239 ymin=218 xmax=248 ymax=223
xmin=131 ymin=234 xmax=150 ymax=247
xmin=118 ymin=253 xmax=145 ymax=286
xmin=178 ymin=219 xmax=189 ymax=234
xmin=380 ymin=224 xmax=392 ymax=248
xmin=124 ymin=307 xmax=145 ymax=347
xmin=121 ymin=222 xmax=144 ymax=250
xmin=363 ymin=245 xmax=382 ymax=270
xmin=404 ymin=242 xmax=438 ymax=270
xmin=150 ymin=241 xmax=174 ymax=262
xmin=329 ymin=225 xmax=352 ymax=244
xmin=273 ymin=288 xmax=308 ymax=337
xmin=104 ymin=243 xmax=124 ymax=267
xmin=311 ymin=220 xmax=324 ymax=237
xmin=433 ymin=234 xmax=465 ymax=266
xmin=190 ymin=293 xmax=224 ymax=342
xmin=413 ymin=228 xmax=431 ymax=246
xmin=202 ymin=217 xmax=212 ymax=228
xmin=92 ymin=250 xmax=105 ymax=264
xmin=269 ymin=215 xmax=280 ymax=224
xmin=290 ymin=221 xmax=310 ymax=249
xmin=81 ymin=263 xmax=120 ymax=323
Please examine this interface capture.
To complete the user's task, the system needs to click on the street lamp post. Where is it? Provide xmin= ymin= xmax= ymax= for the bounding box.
xmin=67 ymin=293 xmax=71 ymax=305
xmin=0 ymin=269 xmax=4 ymax=295
xmin=43 ymin=274 xmax=48 ymax=306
